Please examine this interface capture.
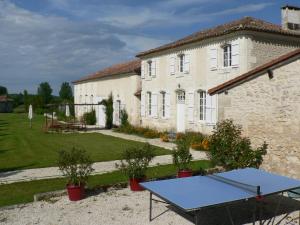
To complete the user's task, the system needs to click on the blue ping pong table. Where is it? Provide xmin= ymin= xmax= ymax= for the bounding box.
xmin=141 ymin=168 xmax=300 ymax=225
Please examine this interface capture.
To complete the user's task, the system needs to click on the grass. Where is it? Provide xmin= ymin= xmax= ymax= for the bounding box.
xmin=0 ymin=113 xmax=170 ymax=172
xmin=0 ymin=160 xmax=212 ymax=207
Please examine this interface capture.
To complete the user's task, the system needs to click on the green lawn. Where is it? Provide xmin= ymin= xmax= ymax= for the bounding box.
xmin=0 ymin=160 xmax=212 ymax=207
xmin=0 ymin=113 xmax=170 ymax=172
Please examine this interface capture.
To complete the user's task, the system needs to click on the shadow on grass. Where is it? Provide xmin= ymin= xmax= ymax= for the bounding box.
xmin=0 ymin=163 xmax=36 ymax=174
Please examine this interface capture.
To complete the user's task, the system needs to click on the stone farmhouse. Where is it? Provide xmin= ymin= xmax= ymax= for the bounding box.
xmin=73 ymin=6 xmax=300 ymax=133
xmin=208 ymin=49 xmax=300 ymax=178
xmin=73 ymin=60 xmax=141 ymax=126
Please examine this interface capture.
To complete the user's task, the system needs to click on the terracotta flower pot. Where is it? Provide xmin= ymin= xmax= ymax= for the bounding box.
xmin=129 ymin=177 xmax=145 ymax=191
xmin=67 ymin=183 xmax=85 ymax=201
xmin=177 ymin=170 xmax=193 ymax=178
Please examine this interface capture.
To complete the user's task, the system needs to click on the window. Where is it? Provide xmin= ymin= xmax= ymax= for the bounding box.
xmin=177 ymin=90 xmax=185 ymax=103
xmin=179 ymin=54 xmax=184 ymax=72
xmin=199 ymin=90 xmax=206 ymax=121
xmin=148 ymin=92 xmax=152 ymax=116
xmin=148 ymin=61 xmax=152 ymax=77
xmin=161 ymin=92 xmax=166 ymax=118
xmin=223 ymin=44 xmax=232 ymax=67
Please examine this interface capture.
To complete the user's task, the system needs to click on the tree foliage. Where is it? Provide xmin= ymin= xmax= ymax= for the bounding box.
xmin=0 ymin=86 xmax=8 ymax=95
xmin=209 ymin=119 xmax=268 ymax=170
xmin=37 ymin=82 xmax=52 ymax=105
xmin=172 ymin=137 xmax=193 ymax=171
xmin=59 ymin=82 xmax=73 ymax=102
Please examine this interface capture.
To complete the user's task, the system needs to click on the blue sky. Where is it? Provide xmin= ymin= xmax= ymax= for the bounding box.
xmin=0 ymin=0 xmax=299 ymax=94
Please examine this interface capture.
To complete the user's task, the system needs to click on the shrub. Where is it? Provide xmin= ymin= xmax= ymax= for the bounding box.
xmin=191 ymin=138 xmax=210 ymax=151
xmin=57 ymin=147 xmax=94 ymax=186
xmin=114 ymin=124 xmax=161 ymax=139
xmin=116 ymin=143 xmax=155 ymax=179
xmin=160 ymin=133 xmax=169 ymax=142
xmin=83 ymin=109 xmax=96 ymax=125
xmin=172 ymin=137 xmax=193 ymax=171
xmin=100 ymin=93 xmax=113 ymax=129
xmin=120 ymin=109 xmax=129 ymax=127
xmin=209 ymin=119 xmax=267 ymax=170
xmin=13 ymin=105 xmax=26 ymax=113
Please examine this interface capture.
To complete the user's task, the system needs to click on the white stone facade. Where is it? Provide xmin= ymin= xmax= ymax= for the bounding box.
xmin=74 ymin=73 xmax=141 ymax=126
xmin=216 ymin=58 xmax=300 ymax=178
xmin=139 ymin=32 xmax=300 ymax=133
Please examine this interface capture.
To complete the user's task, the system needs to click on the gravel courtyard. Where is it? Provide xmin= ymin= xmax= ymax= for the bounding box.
xmin=1 ymin=187 xmax=299 ymax=225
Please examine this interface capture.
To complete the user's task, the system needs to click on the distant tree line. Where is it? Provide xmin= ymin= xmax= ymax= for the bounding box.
xmin=1 ymin=82 xmax=73 ymax=114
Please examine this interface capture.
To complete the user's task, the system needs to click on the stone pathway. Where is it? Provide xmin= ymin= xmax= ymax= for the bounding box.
xmin=0 ymin=130 xmax=209 ymax=184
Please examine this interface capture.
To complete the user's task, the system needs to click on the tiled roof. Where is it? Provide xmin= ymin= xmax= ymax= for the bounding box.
xmin=0 ymin=95 xmax=13 ymax=102
xmin=73 ymin=59 xmax=141 ymax=84
xmin=208 ymin=48 xmax=300 ymax=95
xmin=137 ymin=17 xmax=300 ymax=57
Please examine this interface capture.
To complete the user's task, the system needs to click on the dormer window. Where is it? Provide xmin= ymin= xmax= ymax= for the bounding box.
xmin=148 ymin=60 xmax=152 ymax=77
xmin=179 ymin=54 xmax=184 ymax=73
xmin=223 ymin=44 xmax=232 ymax=67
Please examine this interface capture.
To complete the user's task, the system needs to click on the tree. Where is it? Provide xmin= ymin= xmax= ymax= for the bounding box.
xmin=100 ymin=93 xmax=113 ymax=129
xmin=37 ymin=82 xmax=52 ymax=105
xmin=0 ymin=86 xmax=7 ymax=95
xmin=23 ymin=90 xmax=29 ymax=111
xmin=59 ymin=82 xmax=73 ymax=102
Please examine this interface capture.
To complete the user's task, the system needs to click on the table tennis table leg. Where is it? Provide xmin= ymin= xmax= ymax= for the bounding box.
xmin=149 ymin=192 xmax=152 ymax=222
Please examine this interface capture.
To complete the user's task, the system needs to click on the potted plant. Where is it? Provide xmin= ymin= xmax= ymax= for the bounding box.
xmin=116 ymin=143 xmax=154 ymax=191
xmin=172 ymin=137 xmax=193 ymax=178
xmin=58 ymin=147 xmax=94 ymax=201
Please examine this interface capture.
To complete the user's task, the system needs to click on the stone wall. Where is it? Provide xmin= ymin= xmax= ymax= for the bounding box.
xmin=217 ymin=58 xmax=300 ymax=178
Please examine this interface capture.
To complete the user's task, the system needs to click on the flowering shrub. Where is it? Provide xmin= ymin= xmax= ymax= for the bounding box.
xmin=114 ymin=124 xmax=161 ymax=139
xmin=160 ymin=133 xmax=169 ymax=142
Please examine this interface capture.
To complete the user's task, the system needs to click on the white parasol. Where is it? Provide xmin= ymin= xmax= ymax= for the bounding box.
xmin=65 ymin=104 xmax=70 ymax=117
xmin=28 ymin=104 xmax=33 ymax=128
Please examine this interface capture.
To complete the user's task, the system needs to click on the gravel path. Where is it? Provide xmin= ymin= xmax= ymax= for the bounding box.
xmin=1 ymin=188 xmax=299 ymax=225
xmin=0 ymin=131 xmax=209 ymax=184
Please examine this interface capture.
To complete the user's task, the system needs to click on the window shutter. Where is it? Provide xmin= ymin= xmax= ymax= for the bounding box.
xmin=141 ymin=61 xmax=145 ymax=79
xmin=113 ymin=101 xmax=117 ymax=125
xmin=151 ymin=60 xmax=156 ymax=77
xmin=141 ymin=92 xmax=145 ymax=117
xmin=151 ymin=93 xmax=158 ymax=118
xmin=205 ymin=94 xmax=217 ymax=124
xmin=231 ymin=40 xmax=239 ymax=67
xmin=211 ymin=95 xmax=217 ymax=124
xmin=188 ymin=91 xmax=194 ymax=123
xmin=165 ymin=92 xmax=171 ymax=118
xmin=184 ymin=54 xmax=190 ymax=74
xmin=209 ymin=48 xmax=218 ymax=70
xmin=170 ymin=56 xmax=175 ymax=75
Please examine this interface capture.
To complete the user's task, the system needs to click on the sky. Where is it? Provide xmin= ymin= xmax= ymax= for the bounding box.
xmin=0 ymin=0 xmax=299 ymax=95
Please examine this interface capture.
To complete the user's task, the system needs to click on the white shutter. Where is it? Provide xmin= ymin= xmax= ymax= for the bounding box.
xmin=151 ymin=60 xmax=156 ymax=77
xmin=151 ymin=93 xmax=158 ymax=118
xmin=187 ymin=91 xmax=194 ymax=123
xmin=209 ymin=48 xmax=218 ymax=70
xmin=211 ymin=95 xmax=217 ymax=124
xmin=141 ymin=61 xmax=145 ymax=79
xmin=165 ymin=92 xmax=171 ymax=118
xmin=205 ymin=94 xmax=217 ymax=124
xmin=231 ymin=40 xmax=239 ymax=67
xmin=170 ymin=56 xmax=175 ymax=75
xmin=184 ymin=54 xmax=190 ymax=74
xmin=141 ymin=92 xmax=145 ymax=117
xmin=113 ymin=101 xmax=117 ymax=125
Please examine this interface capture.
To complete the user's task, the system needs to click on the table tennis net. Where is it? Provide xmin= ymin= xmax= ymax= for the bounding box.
xmin=207 ymin=174 xmax=261 ymax=196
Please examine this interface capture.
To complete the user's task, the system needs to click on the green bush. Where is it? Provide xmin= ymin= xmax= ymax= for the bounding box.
xmin=172 ymin=137 xmax=193 ymax=171
xmin=116 ymin=143 xmax=155 ymax=179
xmin=209 ymin=119 xmax=267 ymax=170
xmin=120 ymin=109 xmax=129 ymax=127
xmin=83 ymin=110 xmax=96 ymax=125
xmin=101 ymin=93 xmax=113 ymax=129
xmin=57 ymin=147 xmax=94 ymax=186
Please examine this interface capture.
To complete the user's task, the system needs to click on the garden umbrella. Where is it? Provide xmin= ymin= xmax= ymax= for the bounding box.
xmin=28 ymin=104 xmax=33 ymax=128
xmin=65 ymin=104 xmax=70 ymax=117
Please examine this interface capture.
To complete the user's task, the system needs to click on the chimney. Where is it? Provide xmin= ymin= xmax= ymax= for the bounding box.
xmin=281 ymin=5 xmax=300 ymax=32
